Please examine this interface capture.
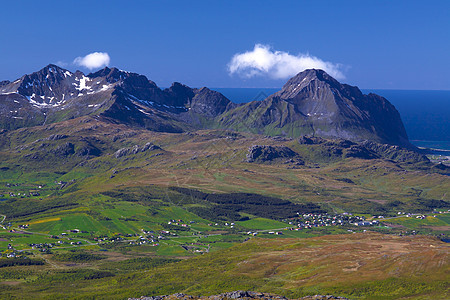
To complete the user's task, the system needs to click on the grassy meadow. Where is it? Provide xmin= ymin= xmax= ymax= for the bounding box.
xmin=0 ymin=119 xmax=448 ymax=298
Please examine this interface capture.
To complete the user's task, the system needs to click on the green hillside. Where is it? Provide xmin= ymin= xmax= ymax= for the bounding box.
xmin=0 ymin=117 xmax=448 ymax=299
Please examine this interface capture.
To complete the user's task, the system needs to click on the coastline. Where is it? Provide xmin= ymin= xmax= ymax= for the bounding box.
xmin=415 ymin=142 xmax=450 ymax=166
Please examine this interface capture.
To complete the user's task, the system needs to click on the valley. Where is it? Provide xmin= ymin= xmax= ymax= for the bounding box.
xmin=0 ymin=122 xmax=448 ymax=299
xmin=0 ymin=66 xmax=448 ymax=299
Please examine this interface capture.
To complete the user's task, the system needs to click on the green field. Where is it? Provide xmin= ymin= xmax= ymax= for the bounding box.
xmin=0 ymin=233 xmax=447 ymax=299
xmin=0 ymin=124 xmax=448 ymax=298
xmin=237 ymin=218 xmax=288 ymax=230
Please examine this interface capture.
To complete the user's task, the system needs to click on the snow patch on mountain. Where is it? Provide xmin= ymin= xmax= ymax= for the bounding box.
xmin=75 ymin=76 xmax=92 ymax=91
xmin=100 ymin=84 xmax=112 ymax=91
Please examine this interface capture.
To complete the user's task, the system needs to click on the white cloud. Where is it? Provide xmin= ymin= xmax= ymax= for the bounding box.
xmin=228 ymin=44 xmax=345 ymax=80
xmin=73 ymin=52 xmax=110 ymax=70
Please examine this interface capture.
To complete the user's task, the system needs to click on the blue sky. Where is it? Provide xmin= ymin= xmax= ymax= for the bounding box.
xmin=1 ymin=0 xmax=449 ymax=89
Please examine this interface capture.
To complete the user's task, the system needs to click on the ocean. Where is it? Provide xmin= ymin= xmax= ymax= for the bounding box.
xmin=212 ymin=88 xmax=450 ymax=150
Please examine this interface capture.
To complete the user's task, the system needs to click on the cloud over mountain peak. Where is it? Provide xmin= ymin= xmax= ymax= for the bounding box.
xmin=228 ymin=44 xmax=345 ymax=80
xmin=74 ymin=52 xmax=111 ymax=70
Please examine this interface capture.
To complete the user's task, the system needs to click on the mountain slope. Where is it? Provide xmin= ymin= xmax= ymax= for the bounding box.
xmin=0 ymin=65 xmax=238 ymax=133
xmin=1 ymin=65 xmax=410 ymax=147
xmin=217 ymin=69 xmax=410 ymax=147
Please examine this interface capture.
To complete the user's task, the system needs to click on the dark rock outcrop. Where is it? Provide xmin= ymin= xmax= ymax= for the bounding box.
xmin=246 ymin=145 xmax=302 ymax=164
xmin=342 ymin=145 xmax=378 ymax=159
xmin=51 ymin=142 xmax=75 ymax=156
xmin=47 ymin=134 xmax=68 ymax=141
xmin=361 ymin=141 xmax=429 ymax=163
xmin=298 ymin=135 xmax=428 ymax=163
xmin=115 ymin=143 xmax=161 ymax=158
xmin=76 ymin=144 xmax=102 ymax=157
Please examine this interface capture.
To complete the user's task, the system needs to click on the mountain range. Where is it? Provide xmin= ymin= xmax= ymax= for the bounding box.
xmin=0 ymin=65 xmax=448 ymax=299
xmin=0 ymin=65 xmax=411 ymax=148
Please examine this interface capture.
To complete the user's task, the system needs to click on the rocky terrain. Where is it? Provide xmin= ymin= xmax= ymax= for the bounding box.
xmin=246 ymin=145 xmax=302 ymax=164
xmin=0 ymin=65 xmax=448 ymax=300
xmin=1 ymin=65 xmax=411 ymax=148
xmin=129 ymin=291 xmax=350 ymax=300
xmin=217 ymin=69 xmax=410 ymax=147
xmin=297 ymin=136 xmax=429 ymax=163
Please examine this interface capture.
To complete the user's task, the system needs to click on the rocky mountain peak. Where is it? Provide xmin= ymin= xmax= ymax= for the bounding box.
xmin=289 ymin=68 xmax=337 ymax=84
xmin=167 ymin=82 xmax=193 ymax=94
xmin=189 ymin=87 xmax=234 ymax=117
xmin=0 ymin=64 xmax=78 ymax=105
xmin=275 ymin=69 xmax=341 ymax=100
xmin=0 ymin=64 xmax=73 ymax=95
xmin=218 ymin=69 xmax=411 ymax=147
xmin=22 ymin=64 xmax=72 ymax=83
xmin=41 ymin=63 xmax=70 ymax=74
xmin=0 ymin=65 xmax=412 ymax=149
xmin=163 ymin=82 xmax=195 ymax=107
xmin=88 ymin=67 xmax=131 ymax=83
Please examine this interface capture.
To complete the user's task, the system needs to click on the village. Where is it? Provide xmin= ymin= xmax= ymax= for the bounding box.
xmin=287 ymin=212 xmax=379 ymax=229
xmin=0 ymin=209 xmax=449 ymax=259
xmin=0 ymin=182 xmax=46 ymax=201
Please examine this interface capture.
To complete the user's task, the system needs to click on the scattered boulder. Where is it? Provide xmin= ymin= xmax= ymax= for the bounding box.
xmin=128 ymin=291 xmax=350 ymax=300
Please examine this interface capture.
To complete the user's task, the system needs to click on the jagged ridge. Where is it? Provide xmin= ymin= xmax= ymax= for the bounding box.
xmin=217 ymin=69 xmax=410 ymax=148
xmin=1 ymin=65 xmax=411 ymax=148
